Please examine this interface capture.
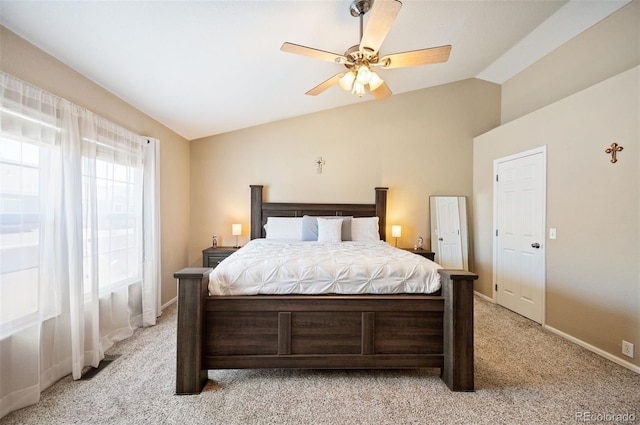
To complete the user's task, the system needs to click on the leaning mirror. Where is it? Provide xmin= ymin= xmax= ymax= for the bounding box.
xmin=429 ymin=196 xmax=469 ymax=270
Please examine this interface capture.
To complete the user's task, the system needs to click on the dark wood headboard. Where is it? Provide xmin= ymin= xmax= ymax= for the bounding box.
xmin=250 ymin=185 xmax=388 ymax=241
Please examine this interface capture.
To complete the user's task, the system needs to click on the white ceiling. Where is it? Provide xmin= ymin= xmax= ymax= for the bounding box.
xmin=0 ymin=0 xmax=630 ymax=140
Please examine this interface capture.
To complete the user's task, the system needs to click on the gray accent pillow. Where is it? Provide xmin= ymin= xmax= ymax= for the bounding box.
xmin=301 ymin=215 xmax=352 ymax=241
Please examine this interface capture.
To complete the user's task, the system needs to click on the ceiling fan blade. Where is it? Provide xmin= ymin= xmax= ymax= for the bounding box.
xmin=379 ymin=45 xmax=452 ymax=69
xmin=281 ymin=42 xmax=347 ymax=64
xmin=370 ymin=82 xmax=392 ymax=100
xmin=305 ymin=73 xmax=345 ymax=96
xmin=359 ymin=0 xmax=402 ymax=54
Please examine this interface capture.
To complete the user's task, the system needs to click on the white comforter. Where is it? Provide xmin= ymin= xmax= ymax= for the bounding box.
xmin=208 ymin=239 xmax=442 ymax=296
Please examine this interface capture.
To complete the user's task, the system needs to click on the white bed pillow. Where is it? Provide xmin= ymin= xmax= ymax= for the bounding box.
xmin=301 ymin=215 xmax=352 ymax=241
xmin=265 ymin=217 xmax=303 ymax=240
xmin=317 ymin=217 xmax=343 ymax=243
xmin=351 ymin=216 xmax=380 ymax=241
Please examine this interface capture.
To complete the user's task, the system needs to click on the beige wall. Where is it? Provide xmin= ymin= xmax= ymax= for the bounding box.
xmin=501 ymin=0 xmax=639 ymax=124
xmin=474 ymin=66 xmax=639 ymax=367
xmin=474 ymin=0 xmax=639 ymax=368
xmin=0 ymin=27 xmax=191 ymax=305
xmin=189 ymin=78 xmax=501 ymax=265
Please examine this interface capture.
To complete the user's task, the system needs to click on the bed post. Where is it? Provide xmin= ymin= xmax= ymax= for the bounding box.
xmin=439 ymin=269 xmax=478 ymax=391
xmin=250 ymin=185 xmax=264 ymax=240
xmin=174 ymin=268 xmax=210 ymax=394
xmin=375 ymin=187 xmax=388 ymax=241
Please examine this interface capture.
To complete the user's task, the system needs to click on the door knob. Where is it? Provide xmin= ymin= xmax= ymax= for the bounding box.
xmin=531 ymin=243 xmax=541 ymax=249
xmin=438 ymin=238 xmax=443 ymax=241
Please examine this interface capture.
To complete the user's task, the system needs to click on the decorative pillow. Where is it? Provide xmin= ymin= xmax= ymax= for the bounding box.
xmin=301 ymin=215 xmax=352 ymax=241
xmin=265 ymin=217 xmax=303 ymax=240
xmin=317 ymin=217 xmax=343 ymax=243
xmin=351 ymin=216 xmax=380 ymax=241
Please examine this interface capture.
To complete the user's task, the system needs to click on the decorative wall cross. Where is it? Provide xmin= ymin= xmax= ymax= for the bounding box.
xmin=605 ymin=142 xmax=623 ymax=163
xmin=315 ymin=156 xmax=325 ymax=174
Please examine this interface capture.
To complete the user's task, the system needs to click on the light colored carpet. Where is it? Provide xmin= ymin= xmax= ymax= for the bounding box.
xmin=2 ymin=297 xmax=638 ymax=425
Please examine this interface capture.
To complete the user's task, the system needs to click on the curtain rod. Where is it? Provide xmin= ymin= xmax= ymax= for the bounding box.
xmin=1 ymin=71 xmax=145 ymax=141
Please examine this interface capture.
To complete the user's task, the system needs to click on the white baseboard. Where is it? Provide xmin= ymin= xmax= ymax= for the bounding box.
xmin=474 ymin=290 xmax=495 ymax=303
xmin=545 ymin=325 xmax=640 ymax=374
xmin=161 ymin=297 xmax=177 ymax=311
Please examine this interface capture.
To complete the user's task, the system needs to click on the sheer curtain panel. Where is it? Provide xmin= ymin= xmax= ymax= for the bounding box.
xmin=0 ymin=72 xmax=161 ymax=418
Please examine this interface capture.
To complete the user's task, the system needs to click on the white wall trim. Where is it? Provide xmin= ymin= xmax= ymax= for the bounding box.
xmin=161 ymin=297 xmax=177 ymax=311
xmin=474 ymin=290 xmax=495 ymax=303
xmin=545 ymin=325 xmax=640 ymax=374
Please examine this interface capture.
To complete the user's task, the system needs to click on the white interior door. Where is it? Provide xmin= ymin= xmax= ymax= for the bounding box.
xmin=494 ymin=148 xmax=546 ymax=324
xmin=435 ymin=197 xmax=464 ymax=269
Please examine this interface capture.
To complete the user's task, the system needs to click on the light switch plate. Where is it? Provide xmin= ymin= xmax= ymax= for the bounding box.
xmin=549 ymin=228 xmax=557 ymax=240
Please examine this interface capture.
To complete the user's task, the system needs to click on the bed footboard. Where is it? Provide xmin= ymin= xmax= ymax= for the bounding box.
xmin=174 ymin=268 xmax=210 ymax=395
xmin=174 ymin=268 xmax=477 ymax=394
xmin=439 ymin=269 xmax=477 ymax=391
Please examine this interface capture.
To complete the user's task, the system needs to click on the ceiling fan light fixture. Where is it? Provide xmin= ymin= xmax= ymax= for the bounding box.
xmin=368 ymin=71 xmax=384 ymax=91
xmin=355 ymin=64 xmax=372 ymax=85
xmin=281 ymin=0 xmax=450 ymax=100
xmin=351 ymin=81 xmax=366 ymax=97
xmin=339 ymin=71 xmax=356 ymax=91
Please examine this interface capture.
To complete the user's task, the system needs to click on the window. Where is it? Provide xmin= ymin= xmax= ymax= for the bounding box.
xmin=82 ymin=158 xmax=142 ymax=296
xmin=0 ymin=137 xmax=40 ymax=324
xmin=0 ymin=118 xmax=145 ymax=327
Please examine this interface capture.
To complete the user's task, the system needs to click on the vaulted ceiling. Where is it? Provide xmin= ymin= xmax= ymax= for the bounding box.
xmin=0 ymin=0 xmax=630 ymax=140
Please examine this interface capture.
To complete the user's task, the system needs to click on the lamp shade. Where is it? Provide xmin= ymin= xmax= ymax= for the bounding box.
xmin=351 ymin=81 xmax=365 ymax=97
xmin=368 ymin=71 xmax=384 ymax=91
xmin=391 ymin=225 xmax=402 ymax=238
xmin=232 ymin=223 xmax=242 ymax=236
xmin=339 ymin=71 xmax=355 ymax=91
xmin=356 ymin=65 xmax=372 ymax=85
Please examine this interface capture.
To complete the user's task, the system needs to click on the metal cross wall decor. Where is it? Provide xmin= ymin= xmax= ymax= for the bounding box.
xmin=315 ymin=156 xmax=326 ymax=174
xmin=605 ymin=142 xmax=623 ymax=163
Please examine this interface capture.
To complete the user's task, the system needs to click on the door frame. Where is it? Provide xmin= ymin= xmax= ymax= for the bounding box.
xmin=492 ymin=145 xmax=547 ymax=325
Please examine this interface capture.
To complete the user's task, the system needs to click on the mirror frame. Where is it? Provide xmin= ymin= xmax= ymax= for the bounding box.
xmin=429 ymin=196 xmax=469 ymax=270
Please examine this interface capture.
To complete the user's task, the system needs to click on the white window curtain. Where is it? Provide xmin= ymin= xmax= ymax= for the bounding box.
xmin=0 ymin=72 xmax=161 ymax=418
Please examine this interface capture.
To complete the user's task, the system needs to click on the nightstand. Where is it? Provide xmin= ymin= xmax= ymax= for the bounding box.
xmin=202 ymin=246 xmax=239 ymax=268
xmin=401 ymin=248 xmax=435 ymax=261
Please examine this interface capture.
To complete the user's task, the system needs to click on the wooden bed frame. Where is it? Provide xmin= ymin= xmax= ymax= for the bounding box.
xmin=174 ymin=185 xmax=477 ymax=394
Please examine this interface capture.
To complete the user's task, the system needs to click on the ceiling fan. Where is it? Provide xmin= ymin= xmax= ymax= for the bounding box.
xmin=280 ymin=0 xmax=451 ymax=100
